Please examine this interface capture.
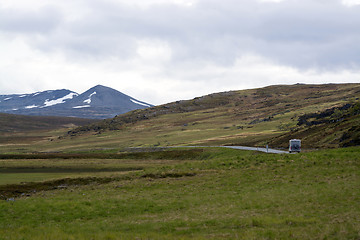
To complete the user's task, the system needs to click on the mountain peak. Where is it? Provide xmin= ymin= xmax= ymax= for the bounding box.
xmin=91 ymin=85 xmax=110 ymax=90
xmin=0 ymin=85 xmax=153 ymax=119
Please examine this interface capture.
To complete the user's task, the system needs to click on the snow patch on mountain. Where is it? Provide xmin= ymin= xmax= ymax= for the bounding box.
xmin=4 ymin=97 xmax=12 ymax=101
xmin=83 ymin=91 xmax=96 ymax=104
xmin=131 ymin=99 xmax=151 ymax=107
xmin=25 ymin=105 xmax=38 ymax=109
xmin=19 ymin=95 xmax=27 ymax=98
xmin=73 ymin=105 xmax=90 ymax=109
xmin=43 ymin=92 xmax=78 ymax=107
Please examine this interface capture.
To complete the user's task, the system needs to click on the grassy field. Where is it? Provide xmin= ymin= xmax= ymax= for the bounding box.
xmin=0 ymin=147 xmax=359 ymax=239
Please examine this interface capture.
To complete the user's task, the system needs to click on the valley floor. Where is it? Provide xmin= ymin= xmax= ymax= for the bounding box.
xmin=0 ymin=147 xmax=359 ymax=239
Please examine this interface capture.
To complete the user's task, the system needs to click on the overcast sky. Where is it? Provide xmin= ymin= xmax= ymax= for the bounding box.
xmin=0 ymin=0 xmax=360 ymax=104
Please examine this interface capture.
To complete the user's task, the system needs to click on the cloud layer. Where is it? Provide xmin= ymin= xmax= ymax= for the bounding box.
xmin=0 ymin=0 xmax=359 ymax=104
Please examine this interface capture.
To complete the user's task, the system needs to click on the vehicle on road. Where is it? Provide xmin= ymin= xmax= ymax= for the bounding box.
xmin=289 ymin=139 xmax=301 ymax=153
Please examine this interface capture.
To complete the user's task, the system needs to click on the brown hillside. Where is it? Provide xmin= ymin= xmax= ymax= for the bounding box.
xmin=69 ymin=83 xmax=360 ymax=135
xmin=0 ymin=113 xmax=98 ymax=133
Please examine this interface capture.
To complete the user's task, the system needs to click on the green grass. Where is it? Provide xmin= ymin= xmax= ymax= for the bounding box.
xmin=0 ymin=150 xmax=203 ymax=185
xmin=0 ymin=147 xmax=359 ymax=239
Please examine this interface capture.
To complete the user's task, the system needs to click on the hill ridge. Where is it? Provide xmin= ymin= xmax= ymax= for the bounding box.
xmin=63 ymin=83 xmax=360 ymax=149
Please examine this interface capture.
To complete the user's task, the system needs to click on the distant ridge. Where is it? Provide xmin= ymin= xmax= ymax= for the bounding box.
xmin=0 ymin=85 xmax=153 ymax=119
xmin=0 ymin=113 xmax=98 ymax=133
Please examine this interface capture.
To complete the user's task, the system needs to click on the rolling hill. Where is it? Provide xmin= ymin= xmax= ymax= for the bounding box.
xmin=1 ymin=83 xmax=359 ymax=153
xmin=61 ymin=83 xmax=360 ymax=150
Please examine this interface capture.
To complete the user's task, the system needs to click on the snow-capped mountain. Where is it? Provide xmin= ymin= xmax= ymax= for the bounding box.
xmin=0 ymin=85 xmax=153 ymax=119
xmin=0 ymin=89 xmax=78 ymax=112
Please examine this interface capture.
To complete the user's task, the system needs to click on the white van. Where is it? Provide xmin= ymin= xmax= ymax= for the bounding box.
xmin=289 ymin=139 xmax=301 ymax=153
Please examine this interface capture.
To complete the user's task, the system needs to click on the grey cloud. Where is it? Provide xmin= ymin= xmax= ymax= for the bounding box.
xmin=250 ymin=0 xmax=360 ymax=68
xmin=2 ymin=0 xmax=360 ymax=70
xmin=0 ymin=6 xmax=62 ymax=34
